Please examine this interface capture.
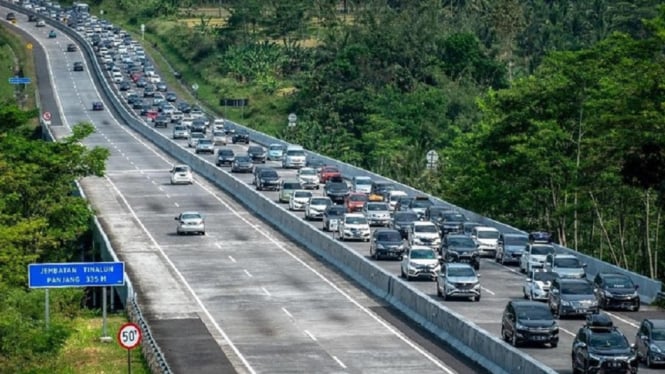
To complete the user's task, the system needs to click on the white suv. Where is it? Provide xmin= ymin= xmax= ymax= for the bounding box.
xmin=338 ymin=213 xmax=371 ymax=241
xmin=170 ymin=165 xmax=193 ymax=185
xmin=407 ymin=221 xmax=441 ymax=249
xmin=282 ymin=145 xmax=306 ymax=169
xmin=471 ymin=226 xmax=500 ymax=258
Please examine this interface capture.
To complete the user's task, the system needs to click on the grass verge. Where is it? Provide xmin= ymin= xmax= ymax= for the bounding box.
xmin=0 ymin=22 xmax=37 ymax=109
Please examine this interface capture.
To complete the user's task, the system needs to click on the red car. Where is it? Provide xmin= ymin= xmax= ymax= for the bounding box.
xmin=131 ymin=72 xmax=143 ymax=83
xmin=345 ymin=193 xmax=368 ymax=212
xmin=146 ymin=110 xmax=159 ymax=122
xmin=319 ymin=166 xmax=341 ymax=183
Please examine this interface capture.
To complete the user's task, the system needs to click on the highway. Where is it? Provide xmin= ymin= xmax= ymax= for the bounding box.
xmin=2 ymin=5 xmax=487 ymax=374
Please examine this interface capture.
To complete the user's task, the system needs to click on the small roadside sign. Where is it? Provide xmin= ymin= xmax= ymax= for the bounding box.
xmin=26 ymin=43 xmax=33 ymax=50
xmin=118 ymin=322 xmax=142 ymax=350
xmin=42 ymin=111 xmax=52 ymax=121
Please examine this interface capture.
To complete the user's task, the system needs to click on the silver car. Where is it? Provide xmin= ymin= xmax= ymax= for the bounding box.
xmin=212 ymin=131 xmax=227 ymax=146
xmin=436 ymin=262 xmax=481 ymax=301
xmin=187 ymin=132 xmax=205 ymax=148
xmin=305 ymin=197 xmax=333 ymax=220
xmin=175 ymin=211 xmax=205 ymax=235
xmin=362 ymin=202 xmax=392 ymax=226
xmin=172 ymin=125 xmax=189 ymax=140
xmin=195 ymin=139 xmax=215 ymax=154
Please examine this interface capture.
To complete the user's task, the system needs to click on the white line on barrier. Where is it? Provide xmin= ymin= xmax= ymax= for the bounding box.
xmin=282 ymin=307 xmax=293 ymax=318
xmin=244 ymin=269 xmax=252 ymax=278
xmin=262 ymin=287 xmax=270 ymax=297
xmin=332 ymin=356 xmax=347 ymax=369
xmin=304 ymin=330 xmax=317 ymax=341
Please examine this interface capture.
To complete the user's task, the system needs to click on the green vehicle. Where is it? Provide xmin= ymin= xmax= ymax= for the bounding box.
xmin=278 ymin=180 xmax=302 ymax=203
xmin=48 ymin=30 xmax=57 ymax=38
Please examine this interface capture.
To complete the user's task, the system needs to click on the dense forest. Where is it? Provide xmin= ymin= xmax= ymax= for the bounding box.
xmin=102 ymin=0 xmax=665 ymax=279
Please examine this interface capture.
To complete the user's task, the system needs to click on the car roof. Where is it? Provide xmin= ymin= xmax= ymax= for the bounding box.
xmin=282 ymin=179 xmax=300 ymax=184
xmin=180 ymin=211 xmax=201 ymax=215
xmin=447 ymin=234 xmax=471 ymax=239
xmin=552 ymin=254 xmax=577 ymax=259
xmin=557 ymin=278 xmax=590 ymax=284
xmin=413 ymin=221 xmax=436 ymax=226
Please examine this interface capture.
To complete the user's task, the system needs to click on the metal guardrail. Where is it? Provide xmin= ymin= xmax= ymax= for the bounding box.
xmin=128 ymin=297 xmax=173 ymax=374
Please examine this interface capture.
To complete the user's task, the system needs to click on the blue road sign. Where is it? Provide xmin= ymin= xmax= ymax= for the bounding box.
xmin=28 ymin=262 xmax=125 ymax=288
xmin=8 ymin=76 xmax=32 ymax=85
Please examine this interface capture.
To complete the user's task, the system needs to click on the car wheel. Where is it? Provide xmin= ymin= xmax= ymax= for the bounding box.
xmin=523 ymin=290 xmax=529 ymax=299
xmin=475 ymin=293 xmax=481 ymax=302
xmin=501 ymin=326 xmax=508 ymax=342
xmin=550 ymin=340 xmax=557 ymax=348
xmin=495 ymin=253 xmax=500 ymax=263
xmin=201 ymin=231 xmax=205 ymax=235
xmin=511 ymin=331 xmax=519 ymax=347
xmin=647 ymin=351 xmax=653 ymax=368
xmin=633 ymin=301 xmax=641 ymax=312
xmin=400 ymin=267 xmax=406 ymax=278
xmin=474 ymin=263 xmax=480 ymax=271
xmin=436 ymin=281 xmax=442 ymax=297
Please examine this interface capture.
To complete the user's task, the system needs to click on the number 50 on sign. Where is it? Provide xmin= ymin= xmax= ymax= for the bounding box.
xmin=118 ymin=322 xmax=142 ymax=350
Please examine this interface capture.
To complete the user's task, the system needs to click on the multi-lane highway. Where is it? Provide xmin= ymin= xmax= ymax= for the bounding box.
xmin=2 ymin=5 xmax=490 ymax=374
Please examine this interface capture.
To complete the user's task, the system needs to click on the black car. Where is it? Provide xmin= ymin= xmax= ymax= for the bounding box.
xmin=156 ymin=82 xmax=167 ymax=92
xmin=369 ymin=229 xmax=406 ymax=260
xmin=143 ymin=86 xmax=155 ymax=97
xmin=325 ymin=181 xmax=350 ymax=203
xmin=424 ymin=205 xmax=450 ymax=224
xmin=306 ymin=157 xmax=326 ymax=172
xmin=232 ymin=131 xmax=250 ymax=144
xmin=191 ymin=119 xmax=206 ymax=134
xmin=462 ymin=221 xmax=482 ymax=236
xmin=635 ymin=318 xmax=665 ymax=368
xmin=438 ymin=211 xmax=468 ymax=235
xmin=66 ymin=43 xmax=77 ymax=52
xmin=118 ymin=81 xmax=131 ymax=91
xmin=136 ymin=78 xmax=148 ymax=88
xmin=178 ymin=102 xmax=191 ymax=113
xmin=132 ymin=100 xmax=145 ymax=110
xmin=391 ymin=211 xmax=419 ymax=239
xmin=154 ymin=116 xmax=169 ymax=128
xmin=593 ymin=273 xmax=640 ymax=311
xmin=548 ymin=278 xmax=599 ymax=318
xmin=92 ymin=101 xmax=104 ymax=111
xmin=231 ymin=156 xmax=253 ymax=173
xmin=371 ymin=181 xmax=396 ymax=199
xmin=323 ymin=205 xmax=347 ymax=231
xmin=529 ymin=231 xmax=554 ymax=243
xmin=216 ymin=148 xmax=235 ymax=166
xmin=6 ymin=12 xmax=15 ymax=21
xmin=441 ymin=234 xmax=480 ymax=270
xmin=501 ymin=300 xmax=558 ymax=348
xmin=165 ymin=92 xmax=177 ymax=102
xmin=572 ymin=313 xmax=638 ymax=374
xmin=496 ymin=233 xmax=529 ymax=265
xmin=73 ymin=62 xmax=84 ymax=72
xmin=28 ymin=14 xmax=37 ymax=22
xmin=255 ymin=168 xmax=280 ymax=191
xmin=247 ymin=146 xmax=266 ymax=164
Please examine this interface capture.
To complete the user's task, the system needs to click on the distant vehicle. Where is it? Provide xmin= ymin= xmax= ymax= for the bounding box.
xmin=593 ymin=272 xmax=640 ymax=311
xmin=195 ymin=139 xmax=215 ymax=154
xmin=322 ymin=205 xmax=346 ymax=232
xmin=520 ymin=242 xmax=556 ymax=273
xmin=297 ymin=167 xmax=319 ymax=190
xmin=165 ymin=92 xmax=177 ymax=102
xmin=92 ymin=101 xmax=104 ymax=111
xmin=387 ymin=190 xmax=408 ymax=211
xmin=324 ymin=180 xmax=350 ymax=203
xmin=187 ymin=132 xmax=205 ymax=148
xmin=255 ymin=168 xmax=281 ymax=191
xmin=529 ymin=231 xmax=554 ymax=244
xmin=362 ymin=202 xmax=391 ymax=227
xmin=48 ymin=29 xmax=56 ymax=38
xmin=154 ymin=115 xmax=169 ymax=129
xmin=471 ymin=226 xmax=501 ymax=258
xmin=369 ymin=229 xmax=406 ymax=260
xmin=407 ymin=221 xmax=441 ymax=249
xmin=437 ymin=211 xmax=468 ymax=235
xmin=441 ymin=234 xmax=480 ymax=270
xmin=548 ymin=278 xmax=598 ymax=318
xmin=66 ymin=43 xmax=77 ymax=52
xmin=247 ymin=145 xmax=266 ymax=164
xmin=175 ymin=211 xmax=205 ymax=235
xmin=282 ymin=145 xmax=306 ymax=169
xmin=401 ymin=246 xmax=440 ymax=281
xmin=231 ymin=156 xmax=254 ymax=173
xmin=572 ymin=313 xmax=638 ymax=373
xmin=278 ymin=180 xmax=302 ymax=203
xmin=436 ymin=262 xmax=480 ymax=301
xmin=461 ymin=221 xmax=482 ymax=236
xmin=232 ymin=130 xmax=250 ymax=144
xmin=73 ymin=61 xmax=84 ymax=71
xmin=496 ymin=233 xmax=529 ymax=265
xmin=393 ymin=196 xmax=415 ymax=212
xmin=545 ymin=253 xmax=586 ymax=279
xmin=289 ymin=190 xmax=313 ymax=211
xmin=5 ymin=13 xmax=15 ymax=21
xmin=523 ymin=268 xmax=558 ymax=301
xmin=170 ymin=165 xmax=193 ymax=185
xmin=635 ymin=318 xmax=665 ymax=368
xmin=36 ymin=20 xmax=46 ymax=27
xmin=338 ymin=213 xmax=371 ymax=242
xmin=391 ymin=211 xmax=419 ymax=239
xmin=369 ymin=181 xmax=395 ymax=202
xmin=501 ymin=300 xmax=558 ymax=347
xmin=306 ymin=157 xmax=326 ymax=172
xmin=345 ymin=192 xmax=368 ymax=213
xmin=304 ymin=197 xmax=332 ymax=221
xmin=319 ymin=166 xmax=342 ymax=183
xmin=267 ymin=143 xmax=285 ymax=161
xmin=408 ymin=196 xmax=434 ymax=220
xmin=212 ymin=131 xmax=227 ymax=146
xmin=352 ymin=176 xmax=372 ymax=194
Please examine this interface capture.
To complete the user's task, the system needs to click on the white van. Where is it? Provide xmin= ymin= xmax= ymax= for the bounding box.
xmin=352 ymin=176 xmax=372 ymax=194
xmin=282 ymin=145 xmax=306 ymax=169
xmin=471 ymin=226 xmax=501 ymax=258
xmin=388 ymin=190 xmax=408 ymax=211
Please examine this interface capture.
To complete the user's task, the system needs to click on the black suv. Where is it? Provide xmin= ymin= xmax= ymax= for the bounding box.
xmin=216 ymin=148 xmax=235 ymax=166
xmin=391 ymin=211 xmax=419 ymax=239
xmin=66 ymin=43 xmax=77 ymax=52
xmin=549 ymin=278 xmax=599 ymax=318
xmin=255 ymin=168 xmax=280 ymax=191
xmin=635 ymin=318 xmax=665 ymax=368
xmin=424 ymin=205 xmax=449 ymax=224
xmin=325 ymin=181 xmax=350 ymax=203
xmin=232 ymin=131 xmax=250 ymax=144
xmin=572 ymin=313 xmax=638 ymax=374
xmin=593 ymin=273 xmax=640 ymax=311
xmin=247 ymin=146 xmax=266 ymax=164
xmin=440 ymin=234 xmax=480 ymax=270
xmin=501 ymin=300 xmax=558 ymax=348
xmin=437 ymin=211 xmax=468 ymax=235
xmin=73 ymin=62 xmax=84 ymax=72
xmin=369 ymin=228 xmax=406 ymax=260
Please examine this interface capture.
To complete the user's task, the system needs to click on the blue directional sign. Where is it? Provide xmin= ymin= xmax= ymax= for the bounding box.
xmin=28 ymin=262 xmax=125 ymax=288
xmin=8 ymin=76 xmax=32 ymax=85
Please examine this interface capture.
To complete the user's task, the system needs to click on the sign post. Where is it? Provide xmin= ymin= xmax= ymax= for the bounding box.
xmin=118 ymin=322 xmax=142 ymax=374
xmin=288 ymin=113 xmax=297 ymax=128
xmin=140 ymin=24 xmax=145 ymax=41
xmin=42 ymin=111 xmax=52 ymax=125
xmin=426 ymin=150 xmax=439 ymax=170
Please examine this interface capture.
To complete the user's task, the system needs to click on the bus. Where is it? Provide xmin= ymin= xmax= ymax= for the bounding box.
xmin=73 ymin=2 xmax=89 ymax=13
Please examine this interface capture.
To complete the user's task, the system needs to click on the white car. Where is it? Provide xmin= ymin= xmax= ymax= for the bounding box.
xmin=289 ymin=190 xmax=313 ymax=211
xmin=388 ymin=190 xmax=408 ymax=211
xmin=304 ymin=197 xmax=333 ymax=220
xmin=297 ymin=167 xmax=319 ymax=190
xmin=407 ymin=221 xmax=441 ymax=249
xmin=362 ymin=201 xmax=392 ymax=226
xmin=338 ymin=213 xmax=371 ymax=241
xmin=212 ymin=118 xmax=225 ymax=132
xmin=175 ymin=211 xmax=205 ymax=235
xmin=519 ymin=243 xmax=556 ymax=273
xmin=170 ymin=165 xmax=193 ymax=185
xmin=352 ymin=176 xmax=372 ymax=194
xmin=471 ymin=226 xmax=501 ymax=258
xmin=401 ymin=246 xmax=440 ymax=281
xmin=212 ymin=131 xmax=227 ymax=146
xmin=187 ymin=132 xmax=205 ymax=148
xmin=523 ymin=269 xmax=559 ymax=301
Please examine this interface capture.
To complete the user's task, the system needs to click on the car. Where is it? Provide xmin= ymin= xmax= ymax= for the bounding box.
xmin=296 ymin=167 xmax=319 ymax=190
xmin=529 ymin=231 xmax=554 ymax=243
xmin=252 ymin=165 xmax=271 ymax=185
xmin=523 ymin=268 xmax=559 ymax=301
xmin=325 ymin=180 xmax=350 ymax=203
xmin=352 ymin=176 xmax=373 ymax=194
xmin=362 ymin=202 xmax=392 ymax=227
xmin=323 ymin=205 xmax=347 ymax=232
xmin=195 ymin=139 xmax=214 ymax=154
xmin=136 ymin=78 xmax=148 ymax=88
xmin=370 ymin=229 xmax=406 ymax=260
xmin=279 ymin=180 xmax=303 ymax=203
xmin=369 ymin=181 xmax=395 ymax=202
xmin=211 ymin=118 xmax=225 ymax=132
xmin=572 ymin=313 xmax=638 ymax=374
xmin=289 ymin=190 xmax=313 ymax=211
xmin=548 ymin=278 xmax=599 ymax=318
xmin=408 ymin=196 xmax=434 ymax=220
xmin=191 ymin=119 xmax=207 ymax=134
xmin=306 ymin=157 xmax=326 ymax=172
xmin=391 ymin=211 xmax=419 ymax=239
xmin=520 ymin=242 xmax=557 ymax=273
xmin=175 ymin=211 xmax=205 ymax=235
xmin=6 ymin=12 xmax=15 ymax=21
xmin=187 ymin=132 xmax=205 ymax=148
xmin=133 ymin=100 xmax=147 ymax=110
xmin=345 ymin=192 xmax=368 ymax=213
xmin=92 ymin=101 xmax=104 ymax=111
xmin=48 ymin=29 xmax=56 ymax=38
xmin=170 ymin=165 xmax=193 ymax=185
xmin=231 ymin=131 xmax=250 ymax=144
xmin=156 ymin=82 xmax=167 ymax=92
xmin=154 ymin=115 xmax=169 ymax=128
xmin=593 ymin=273 xmax=640 ymax=311
xmin=66 ymin=43 xmax=77 ymax=52
xmin=400 ymin=246 xmax=440 ymax=281
xmin=73 ymin=62 xmax=84 ymax=72
xmin=471 ymin=226 xmax=501 ymax=258
xmin=119 ymin=81 xmax=131 ymax=91
xmin=304 ymin=197 xmax=333 ymax=221
xmin=545 ymin=253 xmax=586 ymax=279
xmin=231 ymin=156 xmax=254 ymax=173
xmin=36 ymin=20 xmax=46 ymax=27
xmin=319 ymin=166 xmax=342 ymax=183
xmin=172 ymin=125 xmax=189 ymax=140
xmin=165 ymin=92 xmax=177 ymax=102
xmin=440 ymin=234 xmax=480 ymax=270
xmin=424 ymin=205 xmax=449 ymax=224
xmin=407 ymin=221 xmax=441 ymax=249
xmin=393 ymin=196 xmax=415 ymax=212
xmin=282 ymin=145 xmax=307 ymax=169
xmin=338 ymin=213 xmax=371 ymax=242
xmin=496 ymin=233 xmax=529 ymax=265
xmin=212 ymin=131 xmax=227 ymax=146
xmin=28 ymin=14 xmax=38 ymax=22
xmin=436 ymin=262 xmax=480 ymax=301
xmin=247 ymin=145 xmax=266 ymax=164
xmin=501 ymin=300 xmax=558 ymax=348
xmin=461 ymin=221 xmax=482 ymax=236
xmin=255 ymin=168 xmax=281 ymax=191
xmin=385 ymin=189 xmax=407 ymax=209
xmin=635 ymin=318 xmax=665 ymax=368
xmin=267 ymin=143 xmax=285 ymax=161
xmin=437 ymin=211 xmax=468 ymax=235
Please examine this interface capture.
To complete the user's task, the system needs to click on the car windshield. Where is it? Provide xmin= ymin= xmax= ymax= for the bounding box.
xmin=328 ymin=182 xmax=347 ymax=190
xmin=504 ymin=235 xmax=529 ymax=246
xmin=412 ymin=199 xmax=433 ymax=208
xmin=310 ymin=198 xmax=331 ymax=206
xmin=294 ymin=191 xmax=312 ymax=198
xmin=260 ymin=171 xmax=278 ymax=178
xmin=604 ymin=276 xmax=634 ymax=288
xmin=350 ymin=194 xmax=368 ymax=202
xmin=249 ymin=147 xmax=263 ymax=153
xmin=448 ymin=267 xmax=476 ymax=277
xmin=198 ymin=140 xmax=212 ymax=145
xmin=367 ymin=203 xmax=389 ymax=211
xmin=356 ymin=178 xmax=371 ymax=185
xmin=377 ymin=231 xmax=402 ymax=241
xmin=345 ymin=216 xmax=367 ymax=225
xmin=515 ymin=306 xmax=552 ymax=321
xmin=532 ymin=272 xmax=559 ymax=282
xmin=415 ymin=225 xmax=438 ymax=233
xmin=561 ymin=282 xmax=594 ymax=295
xmin=287 ymin=150 xmax=305 ymax=156
xmin=395 ymin=212 xmax=418 ymax=222
xmin=181 ymin=213 xmax=201 ymax=220
xmin=219 ymin=150 xmax=233 ymax=156
xmin=322 ymin=167 xmax=339 ymax=173
xmin=191 ymin=133 xmax=205 ymax=139
xmin=213 ymin=131 xmax=225 ymax=137
xmin=589 ymin=332 xmax=630 ymax=350
xmin=235 ymin=156 xmax=250 ymax=162
xmin=652 ymin=329 xmax=665 ymax=341
xmin=283 ymin=183 xmax=301 ymax=190
xmin=410 ymin=249 xmax=436 ymax=259
xmin=531 ymin=245 xmax=555 ymax=255
xmin=269 ymin=145 xmax=284 ymax=151
xmin=554 ymin=258 xmax=581 ymax=268
xmin=447 ymin=237 xmax=476 ymax=247
xmin=443 ymin=213 xmax=466 ymax=222
xmin=327 ymin=208 xmax=346 ymax=217
xmin=300 ymin=169 xmax=317 ymax=176
xmin=390 ymin=194 xmax=407 ymax=202
xmin=173 ymin=166 xmax=189 ymax=173
xmin=477 ymin=230 xmax=499 ymax=239
xmin=375 ymin=184 xmax=395 ymax=193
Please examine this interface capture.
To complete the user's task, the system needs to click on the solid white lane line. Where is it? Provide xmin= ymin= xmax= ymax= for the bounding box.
xmin=304 ymin=330 xmax=317 ymax=341
xmin=332 ymin=356 xmax=347 ymax=369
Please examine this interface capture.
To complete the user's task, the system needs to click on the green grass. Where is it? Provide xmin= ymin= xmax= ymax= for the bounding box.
xmin=0 ymin=23 xmax=37 ymax=109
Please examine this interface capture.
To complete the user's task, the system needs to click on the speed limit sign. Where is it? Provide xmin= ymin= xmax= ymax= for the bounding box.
xmin=117 ymin=322 xmax=142 ymax=350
